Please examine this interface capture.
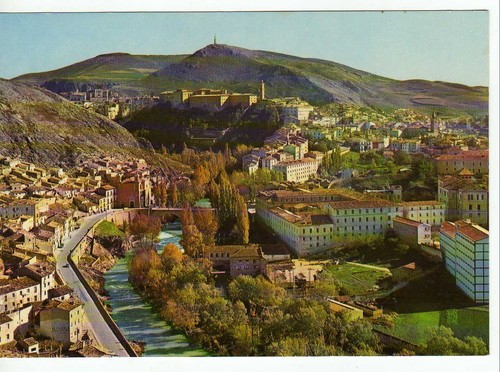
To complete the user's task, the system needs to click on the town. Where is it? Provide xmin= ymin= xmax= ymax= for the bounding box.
xmin=0 ymin=9 xmax=492 ymax=361
xmin=0 ymin=77 xmax=489 ymax=356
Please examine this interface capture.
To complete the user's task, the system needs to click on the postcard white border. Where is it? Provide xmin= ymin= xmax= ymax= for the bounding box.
xmin=0 ymin=1 xmax=498 ymax=372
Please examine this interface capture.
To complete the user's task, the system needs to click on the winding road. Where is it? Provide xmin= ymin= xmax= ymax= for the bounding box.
xmin=53 ymin=210 xmax=129 ymax=357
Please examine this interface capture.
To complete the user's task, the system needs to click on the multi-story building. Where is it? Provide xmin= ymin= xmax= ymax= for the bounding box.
xmin=440 ymin=220 xmax=489 ymax=303
xmin=280 ymin=104 xmax=314 ymax=124
xmin=17 ymin=261 xmax=56 ymax=301
xmin=0 ymin=313 xmax=14 ymax=345
xmin=398 ymin=201 xmax=446 ymax=227
xmin=393 ymin=216 xmax=432 ymax=249
xmin=438 ymin=175 xmax=488 ymax=227
xmin=96 ymin=185 xmax=116 ymax=209
xmin=116 ymin=176 xmax=152 ymax=208
xmin=0 ymin=198 xmax=54 ymax=227
xmin=39 ymin=297 xmax=85 ymax=347
xmin=433 ymin=150 xmax=488 ymax=175
xmin=272 ymin=158 xmax=319 ymax=183
xmin=390 ymin=139 xmax=421 ymax=153
xmin=256 ymin=189 xmax=445 ymax=256
xmin=203 ymin=245 xmax=267 ymax=277
xmin=0 ymin=277 xmax=40 ymax=313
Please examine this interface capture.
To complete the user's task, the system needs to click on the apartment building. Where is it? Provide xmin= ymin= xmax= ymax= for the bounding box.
xmin=440 ymin=220 xmax=489 ymax=303
xmin=434 ymin=150 xmax=488 ymax=175
xmin=256 ymin=189 xmax=445 ymax=256
xmin=39 ymin=297 xmax=85 ymax=347
xmin=0 ymin=277 xmax=40 ymax=314
xmin=399 ymin=201 xmax=446 ymax=227
xmin=438 ymin=175 xmax=488 ymax=227
xmin=273 ymin=158 xmax=319 ymax=183
xmin=17 ymin=261 xmax=56 ymax=301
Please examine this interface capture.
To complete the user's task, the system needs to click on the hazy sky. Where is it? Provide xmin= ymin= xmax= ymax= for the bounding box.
xmin=0 ymin=11 xmax=489 ymax=86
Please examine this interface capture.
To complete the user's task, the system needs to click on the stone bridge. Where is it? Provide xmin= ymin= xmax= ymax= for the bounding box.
xmin=135 ymin=207 xmax=215 ymax=220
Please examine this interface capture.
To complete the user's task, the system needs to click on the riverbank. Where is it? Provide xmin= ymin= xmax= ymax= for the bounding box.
xmin=103 ymin=223 xmax=209 ymax=356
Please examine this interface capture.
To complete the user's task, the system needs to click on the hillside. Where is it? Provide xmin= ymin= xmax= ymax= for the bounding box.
xmin=13 ymin=44 xmax=488 ymax=115
xmin=14 ymin=53 xmax=187 ymax=96
xmin=0 ymin=79 xmax=147 ymax=166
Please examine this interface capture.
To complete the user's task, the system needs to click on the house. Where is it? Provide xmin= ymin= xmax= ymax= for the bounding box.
xmin=0 ymin=277 xmax=40 ymax=313
xmin=39 ymin=297 xmax=85 ymax=348
xmin=0 ymin=313 xmax=15 ymax=345
xmin=229 ymin=245 xmax=267 ymax=277
xmin=17 ymin=261 xmax=56 ymax=301
xmin=18 ymin=337 xmax=39 ymax=354
xmin=392 ymin=216 xmax=432 ymax=249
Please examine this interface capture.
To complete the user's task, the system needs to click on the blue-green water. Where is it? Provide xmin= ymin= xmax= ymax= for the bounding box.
xmin=103 ymin=222 xmax=208 ymax=356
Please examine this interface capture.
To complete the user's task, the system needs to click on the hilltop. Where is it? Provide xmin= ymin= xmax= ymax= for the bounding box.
xmin=0 ymin=79 xmax=147 ymax=166
xmin=13 ymin=44 xmax=488 ymax=115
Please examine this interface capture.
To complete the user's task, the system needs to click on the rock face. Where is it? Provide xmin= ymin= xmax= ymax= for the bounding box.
xmin=0 ymin=79 xmax=144 ymax=166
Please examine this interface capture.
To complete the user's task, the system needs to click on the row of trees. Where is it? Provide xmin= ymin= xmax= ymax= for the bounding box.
xmin=207 ymin=171 xmax=249 ymax=245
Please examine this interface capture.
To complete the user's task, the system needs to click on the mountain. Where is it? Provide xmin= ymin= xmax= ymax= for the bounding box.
xmin=13 ymin=44 xmax=488 ymax=115
xmin=14 ymin=53 xmax=187 ymax=96
xmin=0 ymin=79 xmax=147 ymax=166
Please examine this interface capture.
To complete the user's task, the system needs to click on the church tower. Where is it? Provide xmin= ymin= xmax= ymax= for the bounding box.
xmin=431 ymin=111 xmax=438 ymax=134
xmin=214 ymin=34 xmax=217 ymax=45
xmin=259 ymin=80 xmax=265 ymax=100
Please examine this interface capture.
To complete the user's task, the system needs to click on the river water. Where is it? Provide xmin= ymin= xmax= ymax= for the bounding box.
xmin=103 ymin=222 xmax=208 ymax=357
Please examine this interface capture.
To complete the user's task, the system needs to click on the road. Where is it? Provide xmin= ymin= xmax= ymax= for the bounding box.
xmin=53 ymin=210 xmax=129 ymax=357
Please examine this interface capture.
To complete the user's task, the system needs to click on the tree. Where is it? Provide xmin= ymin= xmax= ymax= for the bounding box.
xmin=192 ymin=208 xmax=219 ymax=246
xmin=129 ymin=214 xmax=161 ymax=242
xmin=394 ymin=151 xmax=411 ymax=166
xmin=419 ymin=326 xmax=487 ymax=355
xmin=228 ymin=275 xmax=286 ymax=308
xmin=170 ymin=183 xmax=179 ymax=207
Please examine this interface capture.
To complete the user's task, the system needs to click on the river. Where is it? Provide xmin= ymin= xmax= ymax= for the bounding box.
xmin=103 ymin=222 xmax=208 ymax=357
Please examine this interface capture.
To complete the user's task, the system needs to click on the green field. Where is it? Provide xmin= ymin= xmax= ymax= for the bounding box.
xmin=95 ymin=220 xmax=125 ymax=238
xmin=381 ymin=306 xmax=489 ymax=345
xmin=323 ymin=262 xmax=392 ymax=295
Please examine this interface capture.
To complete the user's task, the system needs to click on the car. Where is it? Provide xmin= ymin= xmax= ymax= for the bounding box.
xmin=62 ymin=263 xmax=69 ymax=268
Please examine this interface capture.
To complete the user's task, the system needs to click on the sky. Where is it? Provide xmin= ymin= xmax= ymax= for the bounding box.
xmin=0 ymin=11 xmax=489 ymax=86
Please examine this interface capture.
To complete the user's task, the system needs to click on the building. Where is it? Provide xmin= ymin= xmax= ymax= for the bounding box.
xmin=160 ymin=89 xmax=193 ymax=106
xmin=273 ymin=158 xmax=319 ymax=183
xmin=327 ymin=299 xmax=364 ymax=321
xmin=39 ymin=297 xmax=85 ymax=347
xmin=203 ymin=245 xmax=266 ymax=277
xmin=229 ymin=245 xmax=267 ymax=277
xmin=393 ymin=216 xmax=432 ymax=249
xmin=440 ymin=221 xmax=489 ymax=303
xmin=438 ymin=175 xmax=488 ymax=227
xmin=116 ymin=176 xmax=151 ymax=208
xmin=256 ymin=189 xmax=445 ymax=257
xmin=0 ymin=277 xmax=40 ymax=313
xmin=399 ymin=201 xmax=446 ymax=227
xmin=96 ymin=185 xmax=116 ymax=209
xmin=348 ymin=138 xmax=372 ymax=153
xmin=390 ymin=139 xmax=421 ymax=153
xmin=17 ymin=261 xmax=56 ymax=301
xmin=433 ymin=150 xmax=488 ymax=175
xmin=280 ymin=104 xmax=314 ymax=124
xmin=0 ymin=313 xmax=15 ymax=345
xmin=364 ymin=185 xmax=402 ymax=202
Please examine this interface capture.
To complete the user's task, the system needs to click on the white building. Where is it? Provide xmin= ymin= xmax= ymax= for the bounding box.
xmin=273 ymin=158 xmax=319 ymax=183
xmin=440 ymin=220 xmax=489 ymax=303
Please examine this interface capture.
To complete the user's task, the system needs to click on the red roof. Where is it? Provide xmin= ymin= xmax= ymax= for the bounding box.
xmin=435 ymin=150 xmax=488 ymax=161
xmin=394 ymin=216 xmax=426 ymax=228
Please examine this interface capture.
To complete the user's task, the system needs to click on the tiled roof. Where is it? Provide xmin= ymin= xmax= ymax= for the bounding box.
xmin=435 ymin=150 xmax=488 ymax=161
xmin=394 ymin=216 xmax=426 ymax=228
